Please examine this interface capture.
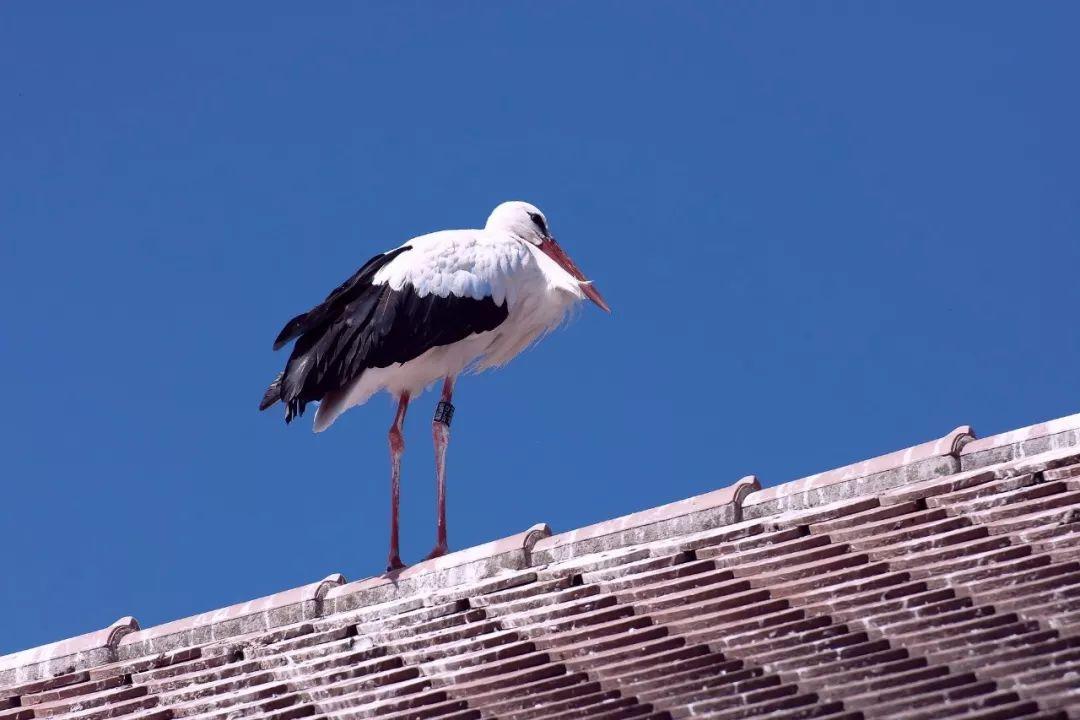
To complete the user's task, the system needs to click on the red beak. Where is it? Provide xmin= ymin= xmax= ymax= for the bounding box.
xmin=539 ymin=237 xmax=611 ymax=313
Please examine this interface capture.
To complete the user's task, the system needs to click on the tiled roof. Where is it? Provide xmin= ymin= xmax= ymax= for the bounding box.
xmin=4 ymin=413 xmax=1080 ymax=719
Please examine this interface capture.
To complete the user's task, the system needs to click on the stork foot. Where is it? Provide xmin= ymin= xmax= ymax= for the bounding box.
xmin=423 ymin=543 xmax=449 ymax=561
xmin=386 ymin=555 xmax=406 ymax=573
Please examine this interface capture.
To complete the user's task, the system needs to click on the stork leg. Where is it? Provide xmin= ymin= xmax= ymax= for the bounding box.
xmin=425 ymin=377 xmax=455 ymax=561
xmin=386 ymin=391 xmax=410 ymax=572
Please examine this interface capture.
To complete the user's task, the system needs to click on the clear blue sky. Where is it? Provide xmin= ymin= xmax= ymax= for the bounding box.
xmin=2 ymin=3 xmax=1078 ymax=655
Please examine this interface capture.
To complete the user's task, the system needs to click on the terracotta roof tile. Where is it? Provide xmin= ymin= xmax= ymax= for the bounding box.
xmin=6 ymin=412 xmax=1080 ymax=717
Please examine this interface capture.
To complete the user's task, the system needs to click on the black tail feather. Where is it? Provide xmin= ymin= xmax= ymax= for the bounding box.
xmin=259 ymin=372 xmax=284 ymax=411
xmin=262 ymin=247 xmax=415 ymax=425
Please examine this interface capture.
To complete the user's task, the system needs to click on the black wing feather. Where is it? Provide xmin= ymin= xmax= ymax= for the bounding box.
xmin=260 ymin=246 xmax=509 ymax=423
xmin=271 ymin=247 xmax=410 ymax=351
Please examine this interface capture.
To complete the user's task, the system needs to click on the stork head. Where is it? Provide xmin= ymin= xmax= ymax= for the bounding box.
xmin=486 ymin=201 xmax=610 ymax=313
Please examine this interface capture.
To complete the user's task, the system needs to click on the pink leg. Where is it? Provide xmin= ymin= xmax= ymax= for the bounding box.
xmin=425 ymin=377 xmax=455 ymax=560
xmin=386 ymin=392 xmax=410 ymax=572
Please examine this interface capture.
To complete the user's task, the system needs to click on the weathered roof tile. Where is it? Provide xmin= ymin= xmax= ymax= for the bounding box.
xmin=6 ymin=411 xmax=1080 ymax=717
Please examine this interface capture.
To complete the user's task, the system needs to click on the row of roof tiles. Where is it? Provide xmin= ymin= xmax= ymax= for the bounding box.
xmin=2 ymin=411 xmax=1079 ymax=719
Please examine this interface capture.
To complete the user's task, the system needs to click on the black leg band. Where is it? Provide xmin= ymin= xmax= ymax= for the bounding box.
xmin=434 ymin=401 xmax=455 ymax=427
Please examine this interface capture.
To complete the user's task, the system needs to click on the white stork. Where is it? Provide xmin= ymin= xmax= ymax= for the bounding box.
xmin=260 ymin=201 xmax=609 ymax=570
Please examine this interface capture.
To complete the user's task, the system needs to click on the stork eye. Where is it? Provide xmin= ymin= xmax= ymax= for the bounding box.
xmin=528 ymin=212 xmax=548 ymax=237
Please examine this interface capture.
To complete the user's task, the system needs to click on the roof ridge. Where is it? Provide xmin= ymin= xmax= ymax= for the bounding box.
xmin=0 ymin=617 xmax=138 ymax=680
xmin=741 ymin=425 xmax=974 ymax=519
xmin=4 ymin=409 xmax=1078 ymax=687
xmin=961 ymin=411 xmax=1080 ymax=470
